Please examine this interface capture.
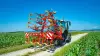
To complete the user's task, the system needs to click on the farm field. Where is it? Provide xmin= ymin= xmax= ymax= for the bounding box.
xmin=0 ymin=31 xmax=84 ymax=54
xmin=0 ymin=32 xmax=25 ymax=48
xmin=54 ymin=32 xmax=100 ymax=56
xmin=0 ymin=32 xmax=31 ymax=54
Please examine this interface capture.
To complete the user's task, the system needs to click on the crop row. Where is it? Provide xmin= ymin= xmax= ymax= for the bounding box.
xmin=0 ymin=32 xmax=25 ymax=49
xmin=54 ymin=32 xmax=100 ymax=56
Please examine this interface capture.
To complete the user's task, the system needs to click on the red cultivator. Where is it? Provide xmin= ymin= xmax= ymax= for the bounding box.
xmin=25 ymin=10 xmax=71 ymax=47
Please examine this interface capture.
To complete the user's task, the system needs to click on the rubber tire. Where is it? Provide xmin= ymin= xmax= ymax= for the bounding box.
xmin=65 ymin=33 xmax=71 ymax=43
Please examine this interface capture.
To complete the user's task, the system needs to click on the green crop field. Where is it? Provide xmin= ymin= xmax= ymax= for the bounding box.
xmin=0 ymin=31 xmax=83 ymax=49
xmin=0 ymin=32 xmax=32 ymax=54
xmin=54 ymin=32 xmax=100 ymax=56
xmin=0 ymin=32 xmax=25 ymax=48
xmin=0 ymin=31 xmax=85 ymax=54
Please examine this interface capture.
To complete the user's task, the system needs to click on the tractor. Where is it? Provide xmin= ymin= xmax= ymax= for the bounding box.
xmin=53 ymin=19 xmax=71 ymax=46
xmin=25 ymin=10 xmax=71 ymax=48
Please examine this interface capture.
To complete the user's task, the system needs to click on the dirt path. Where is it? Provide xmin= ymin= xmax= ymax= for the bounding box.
xmin=0 ymin=33 xmax=88 ymax=56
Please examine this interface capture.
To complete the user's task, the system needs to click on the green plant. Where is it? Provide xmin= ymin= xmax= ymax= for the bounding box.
xmin=54 ymin=32 xmax=100 ymax=56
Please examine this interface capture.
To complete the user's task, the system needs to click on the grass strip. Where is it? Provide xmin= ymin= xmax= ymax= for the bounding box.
xmin=0 ymin=44 xmax=31 ymax=54
xmin=71 ymin=31 xmax=85 ymax=36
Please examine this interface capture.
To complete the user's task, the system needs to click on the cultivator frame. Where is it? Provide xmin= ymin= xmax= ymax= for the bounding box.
xmin=25 ymin=9 xmax=71 ymax=48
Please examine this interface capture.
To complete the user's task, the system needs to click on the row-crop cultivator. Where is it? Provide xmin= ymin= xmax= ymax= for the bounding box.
xmin=25 ymin=10 xmax=71 ymax=48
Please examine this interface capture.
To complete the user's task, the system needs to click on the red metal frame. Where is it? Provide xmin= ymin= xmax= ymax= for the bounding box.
xmin=25 ymin=10 xmax=64 ymax=46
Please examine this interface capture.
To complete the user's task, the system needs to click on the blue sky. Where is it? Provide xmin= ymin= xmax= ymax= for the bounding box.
xmin=0 ymin=0 xmax=100 ymax=32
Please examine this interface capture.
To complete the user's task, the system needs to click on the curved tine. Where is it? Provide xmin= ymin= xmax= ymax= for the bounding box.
xmin=28 ymin=21 xmax=35 ymax=26
xmin=28 ymin=13 xmax=37 ymax=21
xmin=29 ymin=22 xmax=36 ymax=26
xmin=29 ymin=18 xmax=36 ymax=21
xmin=27 ymin=25 xmax=31 ymax=28
xmin=27 ymin=22 xmax=34 ymax=28
xmin=29 ymin=13 xmax=33 ymax=16
xmin=29 ymin=25 xmax=38 ymax=30
xmin=29 ymin=18 xmax=37 ymax=21
xmin=27 ymin=23 xmax=30 ymax=28
xmin=28 ymin=25 xmax=30 ymax=28
xmin=28 ymin=21 xmax=31 ymax=24
xmin=28 ymin=26 xmax=33 ymax=29
xmin=29 ymin=18 xmax=33 ymax=20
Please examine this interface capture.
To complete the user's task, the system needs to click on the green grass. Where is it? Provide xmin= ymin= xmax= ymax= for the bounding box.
xmin=54 ymin=32 xmax=100 ymax=56
xmin=0 ymin=44 xmax=31 ymax=54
